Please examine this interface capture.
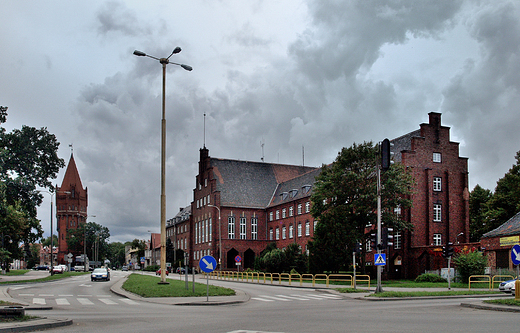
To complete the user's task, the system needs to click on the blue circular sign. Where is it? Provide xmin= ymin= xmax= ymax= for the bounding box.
xmin=199 ymin=255 xmax=217 ymax=273
xmin=511 ymin=245 xmax=520 ymax=266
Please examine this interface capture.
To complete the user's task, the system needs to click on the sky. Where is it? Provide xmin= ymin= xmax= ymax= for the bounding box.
xmin=2 ymin=0 xmax=519 ymax=243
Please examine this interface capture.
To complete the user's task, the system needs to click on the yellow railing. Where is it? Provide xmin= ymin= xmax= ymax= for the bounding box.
xmin=491 ymin=274 xmax=515 ymax=288
xmin=468 ymin=275 xmax=491 ymax=290
xmin=202 ymin=271 xmax=366 ymax=288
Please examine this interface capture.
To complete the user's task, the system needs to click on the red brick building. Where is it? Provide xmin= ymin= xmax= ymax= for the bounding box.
xmin=480 ymin=211 xmax=520 ymax=271
xmin=170 ymin=112 xmax=470 ymax=279
xmin=387 ymin=112 xmax=470 ymax=278
xmin=55 ymin=154 xmax=88 ymax=264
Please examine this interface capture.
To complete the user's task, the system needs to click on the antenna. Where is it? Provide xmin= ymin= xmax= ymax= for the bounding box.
xmin=302 ymin=145 xmax=305 ymax=166
xmin=260 ymin=139 xmax=265 ymax=162
xmin=203 ymin=113 xmax=206 ymax=148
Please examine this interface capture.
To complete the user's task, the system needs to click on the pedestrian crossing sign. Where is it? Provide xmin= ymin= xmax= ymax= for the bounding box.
xmin=374 ymin=253 xmax=386 ymax=266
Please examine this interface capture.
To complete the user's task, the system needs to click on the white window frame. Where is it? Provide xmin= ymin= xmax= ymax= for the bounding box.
xmin=433 ymin=233 xmax=442 ymax=246
xmin=394 ymin=232 xmax=402 ymax=249
xmin=297 ymin=204 xmax=302 ymax=215
xmin=269 ymin=212 xmax=273 ymax=221
xmin=251 ymin=218 xmax=258 ymax=240
xmin=282 ymin=208 xmax=286 ymax=219
xmin=433 ymin=203 xmax=442 ymax=222
xmin=282 ymin=226 xmax=286 ymax=240
xmin=305 ymin=201 xmax=310 ymax=213
xmin=297 ymin=222 xmax=302 ymax=237
xmin=228 ymin=216 xmax=235 ymax=239
xmin=275 ymin=227 xmax=280 ymax=240
xmin=269 ymin=228 xmax=273 ymax=240
xmin=433 ymin=177 xmax=442 ymax=192
xmin=239 ymin=217 xmax=247 ymax=240
xmin=305 ymin=221 xmax=310 ymax=236
xmin=276 ymin=210 xmax=280 ymax=220
xmin=289 ymin=206 xmax=293 ymax=217
xmin=289 ymin=224 xmax=293 ymax=239
xmin=433 ymin=152 xmax=442 ymax=163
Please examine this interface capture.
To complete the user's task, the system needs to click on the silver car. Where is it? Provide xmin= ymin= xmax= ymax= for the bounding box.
xmin=498 ymin=279 xmax=517 ymax=293
xmin=91 ymin=268 xmax=110 ymax=282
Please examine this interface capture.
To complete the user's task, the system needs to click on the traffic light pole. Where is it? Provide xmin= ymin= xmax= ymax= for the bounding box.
xmin=376 ymin=167 xmax=383 ymax=294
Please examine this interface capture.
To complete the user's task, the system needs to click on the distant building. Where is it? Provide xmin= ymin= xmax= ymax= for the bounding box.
xmin=481 ymin=211 xmax=520 ymax=271
xmin=55 ymin=153 xmax=88 ymax=264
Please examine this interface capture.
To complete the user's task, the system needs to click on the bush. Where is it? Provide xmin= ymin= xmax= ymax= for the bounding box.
xmin=415 ymin=273 xmax=446 ymax=283
xmin=452 ymin=250 xmax=487 ymax=283
xmin=144 ymin=264 xmax=160 ymax=272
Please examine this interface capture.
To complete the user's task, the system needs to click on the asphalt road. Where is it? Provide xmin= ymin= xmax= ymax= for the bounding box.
xmin=6 ymin=272 xmax=520 ymax=333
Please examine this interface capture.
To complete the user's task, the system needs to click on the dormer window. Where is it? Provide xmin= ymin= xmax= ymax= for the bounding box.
xmin=282 ymin=192 xmax=288 ymax=201
xmin=289 ymin=189 xmax=298 ymax=198
xmin=302 ymin=185 xmax=311 ymax=194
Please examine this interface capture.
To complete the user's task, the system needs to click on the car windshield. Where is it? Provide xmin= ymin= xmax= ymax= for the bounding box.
xmin=93 ymin=268 xmax=107 ymax=273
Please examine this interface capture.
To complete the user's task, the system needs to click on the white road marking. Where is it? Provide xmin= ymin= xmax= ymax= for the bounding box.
xmin=33 ymin=298 xmax=46 ymax=305
xmin=98 ymin=298 xmax=118 ymax=305
xmin=77 ymin=298 xmax=94 ymax=305
xmin=55 ymin=298 xmax=70 ymax=305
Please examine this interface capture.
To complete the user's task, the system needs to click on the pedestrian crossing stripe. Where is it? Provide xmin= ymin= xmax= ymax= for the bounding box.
xmin=374 ymin=253 xmax=386 ymax=265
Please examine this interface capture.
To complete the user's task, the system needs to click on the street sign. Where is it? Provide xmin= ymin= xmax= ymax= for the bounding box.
xmin=511 ymin=245 xmax=520 ymax=265
xmin=374 ymin=253 xmax=386 ymax=266
xmin=235 ymin=255 xmax=242 ymax=263
xmin=199 ymin=255 xmax=217 ymax=273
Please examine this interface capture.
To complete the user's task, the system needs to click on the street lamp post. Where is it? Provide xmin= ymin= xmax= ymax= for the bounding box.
xmin=208 ymin=204 xmax=222 ymax=269
xmin=133 ymin=47 xmax=192 ymax=284
xmin=40 ymin=189 xmax=70 ymax=274
xmin=84 ymin=215 xmax=96 ymax=272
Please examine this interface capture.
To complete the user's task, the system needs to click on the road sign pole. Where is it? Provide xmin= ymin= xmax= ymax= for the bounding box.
xmin=376 ymin=167 xmax=383 ymax=294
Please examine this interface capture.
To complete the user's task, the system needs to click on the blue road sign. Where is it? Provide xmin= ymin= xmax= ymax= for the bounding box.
xmin=199 ymin=255 xmax=217 ymax=273
xmin=374 ymin=253 xmax=386 ymax=266
xmin=511 ymin=245 xmax=520 ymax=265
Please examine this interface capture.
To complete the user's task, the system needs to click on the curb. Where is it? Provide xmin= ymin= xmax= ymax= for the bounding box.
xmin=460 ymin=302 xmax=520 ymax=313
xmin=0 ymin=318 xmax=73 ymax=333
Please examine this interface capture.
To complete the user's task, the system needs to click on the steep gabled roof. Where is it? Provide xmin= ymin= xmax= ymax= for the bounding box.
xmin=482 ymin=211 xmax=520 ymax=238
xmin=60 ymin=154 xmax=84 ymax=190
xmin=210 ymin=158 xmax=318 ymax=209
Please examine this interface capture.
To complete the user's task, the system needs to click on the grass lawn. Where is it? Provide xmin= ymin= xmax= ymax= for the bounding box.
xmin=0 ymin=271 xmax=89 ymax=285
xmin=484 ymin=298 xmax=520 ymax=307
xmin=122 ymin=274 xmax=235 ymax=298
xmin=2 ymin=270 xmax=30 ymax=276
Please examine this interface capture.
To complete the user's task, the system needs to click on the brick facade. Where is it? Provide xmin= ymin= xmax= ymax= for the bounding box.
xmin=55 ymin=154 xmax=88 ymax=264
xmin=168 ymin=113 xmax=470 ymax=279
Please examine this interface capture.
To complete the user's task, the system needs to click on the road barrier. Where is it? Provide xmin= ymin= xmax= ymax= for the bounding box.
xmin=203 ymin=270 xmax=369 ymax=288
xmin=491 ymin=274 xmax=514 ymax=288
xmin=468 ymin=275 xmax=491 ymax=290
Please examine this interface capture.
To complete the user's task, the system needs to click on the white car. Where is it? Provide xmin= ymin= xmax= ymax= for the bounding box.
xmin=499 ymin=279 xmax=517 ymax=293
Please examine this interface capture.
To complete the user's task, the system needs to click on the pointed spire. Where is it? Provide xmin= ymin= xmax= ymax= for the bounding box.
xmin=60 ymin=153 xmax=84 ymax=190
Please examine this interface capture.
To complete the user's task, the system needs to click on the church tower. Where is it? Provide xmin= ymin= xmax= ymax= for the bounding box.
xmin=56 ymin=153 xmax=88 ymax=264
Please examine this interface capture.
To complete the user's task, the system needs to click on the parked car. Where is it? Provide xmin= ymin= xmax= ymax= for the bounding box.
xmin=74 ymin=265 xmax=85 ymax=272
xmin=51 ymin=265 xmax=64 ymax=274
xmin=176 ymin=267 xmax=197 ymax=274
xmin=156 ymin=269 xmax=169 ymax=276
xmin=122 ymin=266 xmax=128 ymax=271
xmin=511 ymin=282 xmax=515 ymax=295
xmin=91 ymin=268 xmax=110 ymax=281
xmin=35 ymin=265 xmax=49 ymax=271
xmin=499 ymin=278 xmax=517 ymax=293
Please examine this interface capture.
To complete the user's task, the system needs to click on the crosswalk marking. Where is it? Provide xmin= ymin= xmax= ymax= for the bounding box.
xmin=33 ymin=298 xmax=46 ymax=305
xmin=120 ymin=298 xmax=139 ymax=305
xmin=98 ymin=298 xmax=118 ymax=305
xmin=251 ymin=293 xmax=343 ymax=303
xmin=55 ymin=298 xmax=70 ymax=305
xmin=77 ymin=298 xmax=94 ymax=305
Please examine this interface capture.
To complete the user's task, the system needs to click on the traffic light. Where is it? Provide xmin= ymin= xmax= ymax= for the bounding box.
xmin=381 ymin=138 xmax=393 ymax=171
xmin=442 ymin=246 xmax=448 ymax=258
xmin=370 ymin=232 xmax=377 ymax=251
xmin=446 ymin=243 xmax=454 ymax=257
xmin=382 ymin=227 xmax=394 ymax=248
xmin=354 ymin=242 xmax=363 ymax=254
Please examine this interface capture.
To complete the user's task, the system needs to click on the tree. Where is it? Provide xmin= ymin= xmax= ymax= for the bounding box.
xmin=66 ymin=222 xmax=110 ymax=262
xmin=469 ymin=185 xmax=493 ymax=242
xmin=308 ymin=142 xmax=414 ymax=273
xmin=452 ymin=249 xmax=487 ymax=283
xmin=484 ymin=150 xmax=520 ymax=231
xmin=106 ymin=242 xmax=125 ymax=268
xmin=0 ymin=106 xmax=65 ymax=268
xmin=41 ymin=235 xmax=58 ymax=248
xmin=130 ymin=239 xmax=146 ymax=258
